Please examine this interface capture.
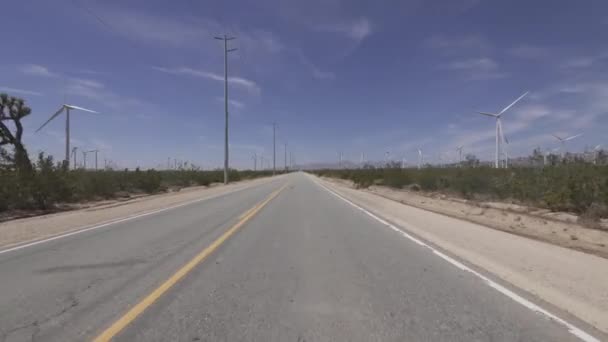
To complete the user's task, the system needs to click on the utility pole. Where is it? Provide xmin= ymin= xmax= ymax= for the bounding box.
xmin=272 ymin=122 xmax=277 ymax=175
xmin=284 ymin=142 xmax=288 ymax=171
xmin=214 ymin=35 xmax=237 ymax=184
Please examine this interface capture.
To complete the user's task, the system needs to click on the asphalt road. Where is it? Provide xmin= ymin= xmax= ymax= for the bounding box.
xmin=0 ymin=173 xmax=593 ymax=341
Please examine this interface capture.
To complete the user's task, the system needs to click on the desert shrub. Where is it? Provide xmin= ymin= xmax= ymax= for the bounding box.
xmin=311 ymin=165 xmax=608 ymax=218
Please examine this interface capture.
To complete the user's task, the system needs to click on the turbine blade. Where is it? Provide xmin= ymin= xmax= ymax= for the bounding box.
xmin=499 ymin=91 xmax=529 ymax=115
xmin=564 ymin=133 xmax=582 ymax=141
xmin=477 ymin=112 xmax=498 ymax=117
xmin=35 ymin=106 xmax=65 ymax=132
xmin=65 ymin=104 xmax=98 ymax=113
xmin=551 ymin=133 xmax=563 ymax=141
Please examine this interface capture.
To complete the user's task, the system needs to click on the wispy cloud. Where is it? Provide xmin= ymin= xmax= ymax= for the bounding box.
xmin=296 ymin=51 xmax=336 ymax=80
xmin=314 ymin=17 xmax=372 ymax=41
xmin=66 ymin=77 xmax=151 ymax=116
xmin=508 ymin=45 xmax=549 ymax=59
xmin=19 ymin=64 xmax=59 ymax=78
xmin=443 ymin=57 xmax=498 ymax=70
xmin=89 ymin=138 xmax=113 ymax=152
xmin=312 ymin=69 xmax=336 ymax=80
xmin=425 ymin=34 xmax=488 ymax=52
xmin=0 ymin=87 xmax=43 ymax=96
xmin=440 ymin=57 xmax=508 ymax=80
xmin=92 ymin=7 xmax=220 ymax=47
xmin=91 ymin=5 xmax=284 ymax=59
xmin=560 ymin=51 xmax=608 ymax=69
xmin=152 ymin=66 xmax=261 ymax=94
xmin=216 ymin=97 xmax=245 ymax=109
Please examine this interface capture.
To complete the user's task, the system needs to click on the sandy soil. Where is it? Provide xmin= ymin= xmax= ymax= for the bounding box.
xmin=0 ymin=176 xmax=279 ymax=249
xmin=318 ymin=176 xmax=608 ymax=335
xmin=326 ymin=177 xmax=608 ymax=258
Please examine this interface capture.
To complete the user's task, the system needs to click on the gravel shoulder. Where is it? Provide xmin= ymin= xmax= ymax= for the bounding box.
xmin=0 ymin=176 xmax=280 ymax=249
xmin=327 ymin=177 xmax=608 ymax=258
xmin=316 ymin=175 xmax=608 ymax=335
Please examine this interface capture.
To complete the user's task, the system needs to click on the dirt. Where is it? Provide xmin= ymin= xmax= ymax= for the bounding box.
xmin=0 ymin=176 xmax=278 ymax=249
xmin=325 ymin=177 xmax=608 ymax=259
xmin=317 ymin=175 xmax=608 ymax=335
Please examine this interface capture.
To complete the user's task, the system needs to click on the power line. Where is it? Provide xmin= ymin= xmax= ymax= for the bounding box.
xmin=71 ymin=0 xmax=115 ymax=33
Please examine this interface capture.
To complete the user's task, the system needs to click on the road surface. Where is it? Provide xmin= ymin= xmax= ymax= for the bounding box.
xmin=0 ymin=173 xmax=598 ymax=341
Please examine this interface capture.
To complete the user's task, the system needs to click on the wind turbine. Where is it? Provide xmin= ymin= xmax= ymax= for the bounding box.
xmin=71 ymin=147 xmax=78 ymax=169
xmin=593 ymin=144 xmax=602 ymax=165
xmin=82 ymin=150 xmax=88 ymax=169
xmin=477 ymin=92 xmax=528 ymax=168
xmin=35 ymin=104 xmax=98 ymax=168
xmin=552 ymin=133 xmax=582 ymax=159
xmin=87 ymin=149 xmax=99 ymax=170
xmin=502 ymin=133 xmax=510 ymax=168
xmin=456 ymin=146 xmax=464 ymax=166
xmin=417 ymin=148 xmax=423 ymax=169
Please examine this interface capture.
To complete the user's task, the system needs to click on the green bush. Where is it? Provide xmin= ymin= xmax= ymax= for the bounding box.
xmin=0 ymin=159 xmax=279 ymax=213
xmin=312 ymin=164 xmax=608 ymax=218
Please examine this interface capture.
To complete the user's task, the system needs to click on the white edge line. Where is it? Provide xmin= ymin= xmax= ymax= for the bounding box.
xmin=0 ymin=180 xmax=274 ymax=256
xmin=312 ymin=176 xmax=600 ymax=342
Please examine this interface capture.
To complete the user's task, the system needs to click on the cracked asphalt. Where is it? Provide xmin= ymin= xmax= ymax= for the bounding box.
xmin=0 ymin=173 xmax=588 ymax=341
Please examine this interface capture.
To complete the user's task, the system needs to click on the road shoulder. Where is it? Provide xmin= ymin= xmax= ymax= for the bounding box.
xmin=314 ymin=175 xmax=608 ymax=336
xmin=0 ymin=176 xmax=280 ymax=250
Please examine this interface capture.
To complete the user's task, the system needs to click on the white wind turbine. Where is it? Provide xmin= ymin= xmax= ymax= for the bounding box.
xmin=417 ymin=148 xmax=423 ymax=169
xmin=593 ymin=144 xmax=602 ymax=165
xmin=477 ymin=92 xmax=528 ymax=168
xmin=71 ymin=147 xmax=78 ymax=169
xmin=36 ymin=104 xmax=98 ymax=167
xmin=502 ymin=133 xmax=510 ymax=168
xmin=552 ymin=133 xmax=582 ymax=159
xmin=456 ymin=146 xmax=464 ymax=166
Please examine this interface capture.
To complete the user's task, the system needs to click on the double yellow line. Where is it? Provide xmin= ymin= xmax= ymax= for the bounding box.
xmin=93 ymin=183 xmax=287 ymax=342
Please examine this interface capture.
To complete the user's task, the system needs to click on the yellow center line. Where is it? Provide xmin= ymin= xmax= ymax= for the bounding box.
xmin=93 ymin=183 xmax=288 ymax=342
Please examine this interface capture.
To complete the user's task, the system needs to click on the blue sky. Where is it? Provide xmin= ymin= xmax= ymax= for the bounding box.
xmin=1 ymin=0 xmax=607 ymax=169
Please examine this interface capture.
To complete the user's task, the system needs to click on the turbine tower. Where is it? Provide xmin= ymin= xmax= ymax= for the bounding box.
xmin=36 ymin=104 xmax=98 ymax=168
xmin=71 ymin=147 xmax=78 ymax=169
xmin=477 ymin=92 xmax=528 ymax=168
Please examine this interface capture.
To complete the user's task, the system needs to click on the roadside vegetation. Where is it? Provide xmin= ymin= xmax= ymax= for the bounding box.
xmin=313 ymin=164 xmax=608 ymax=223
xmin=0 ymin=93 xmax=278 ymax=215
